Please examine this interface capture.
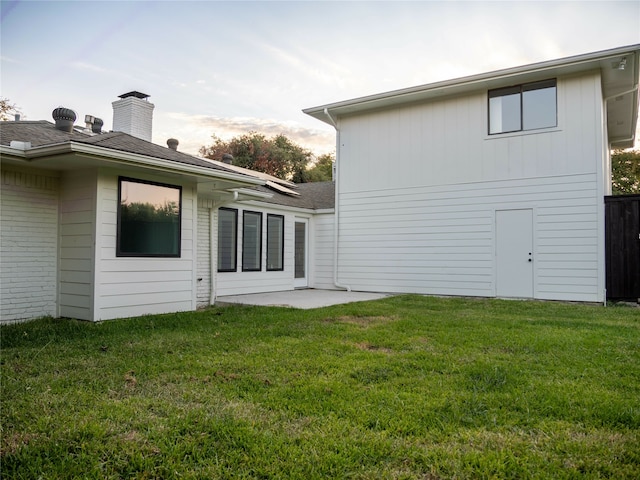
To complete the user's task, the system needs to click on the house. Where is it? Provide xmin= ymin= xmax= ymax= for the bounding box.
xmin=304 ymin=45 xmax=640 ymax=303
xmin=0 ymin=93 xmax=335 ymax=323
xmin=3 ymin=45 xmax=638 ymax=324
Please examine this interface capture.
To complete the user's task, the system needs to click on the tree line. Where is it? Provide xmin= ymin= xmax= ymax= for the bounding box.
xmin=199 ymin=132 xmax=334 ymax=183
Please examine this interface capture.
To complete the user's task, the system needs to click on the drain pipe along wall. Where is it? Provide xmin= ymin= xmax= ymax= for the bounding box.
xmin=324 ymin=108 xmax=351 ymax=292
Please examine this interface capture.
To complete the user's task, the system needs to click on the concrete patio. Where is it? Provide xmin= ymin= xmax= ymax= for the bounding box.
xmin=215 ymin=289 xmax=391 ymax=309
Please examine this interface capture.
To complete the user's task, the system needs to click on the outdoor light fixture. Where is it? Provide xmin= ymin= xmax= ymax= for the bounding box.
xmin=618 ymin=57 xmax=627 ymax=70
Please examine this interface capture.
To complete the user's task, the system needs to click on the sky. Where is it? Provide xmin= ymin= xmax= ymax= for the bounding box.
xmin=1 ymin=0 xmax=639 ymax=157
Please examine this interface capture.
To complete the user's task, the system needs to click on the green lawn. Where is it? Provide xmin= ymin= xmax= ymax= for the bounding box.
xmin=1 ymin=295 xmax=639 ymax=479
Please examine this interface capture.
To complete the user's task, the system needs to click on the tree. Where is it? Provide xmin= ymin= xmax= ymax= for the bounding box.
xmin=304 ymin=153 xmax=334 ymax=182
xmin=0 ymin=97 xmax=20 ymax=121
xmin=611 ymin=149 xmax=640 ymax=195
xmin=200 ymin=132 xmax=313 ymax=181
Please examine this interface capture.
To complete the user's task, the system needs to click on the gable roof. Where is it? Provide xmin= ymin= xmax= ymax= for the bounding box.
xmin=0 ymin=121 xmax=235 ymax=173
xmin=254 ymin=181 xmax=334 ymax=210
xmin=304 ymin=44 xmax=640 ymax=148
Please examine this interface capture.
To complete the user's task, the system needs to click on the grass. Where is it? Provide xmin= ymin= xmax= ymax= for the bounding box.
xmin=1 ymin=295 xmax=639 ymax=479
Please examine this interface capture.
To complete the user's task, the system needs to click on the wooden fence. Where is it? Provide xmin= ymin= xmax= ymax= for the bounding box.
xmin=605 ymin=194 xmax=640 ymax=301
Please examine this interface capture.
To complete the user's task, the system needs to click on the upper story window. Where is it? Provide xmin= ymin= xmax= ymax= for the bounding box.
xmin=218 ymin=208 xmax=238 ymax=272
xmin=488 ymin=79 xmax=557 ymax=135
xmin=117 ymin=177 xmax=181 ymax=257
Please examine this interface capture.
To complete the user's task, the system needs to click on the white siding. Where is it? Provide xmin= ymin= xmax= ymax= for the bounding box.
xmin=59 ymin=169 xmax=97 ymax=320
xmin=94 ymin=171 xmax=197 ymax=320
xmin=336 ymin=72 xmax=606 ymax=302
xmin=337 ymin=174 xmax=600 ymax=301
xmin=340 ymin=75 xmax=602 ymax=191
xmin=0 ymin=166 xmax=59 ymax=322
xmin=310 ymin=213 xmax=336 ymax=289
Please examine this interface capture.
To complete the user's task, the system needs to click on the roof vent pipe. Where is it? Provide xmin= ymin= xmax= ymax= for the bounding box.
xmin=222 ymin=153 xmax=234 ymax=165
xmin=167 ymin=138 xmax=179 ymax=151
xmin=14 ymin=114 xmax=20 ymax=121
xmin=92 ymin=117 xmax=103 ymax=134
xmin=52 ymin=107 xmax=76 ymax=133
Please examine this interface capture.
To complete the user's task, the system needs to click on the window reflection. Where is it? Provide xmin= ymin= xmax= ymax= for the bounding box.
xmin=117 ymin=178 xmax=181 ymax=257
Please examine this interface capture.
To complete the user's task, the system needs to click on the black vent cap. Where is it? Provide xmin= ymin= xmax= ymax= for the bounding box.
xmin=92 ymin=118 xmax=104 ymax=133
xmin=118 ymin=91 xmax=150 ymax=100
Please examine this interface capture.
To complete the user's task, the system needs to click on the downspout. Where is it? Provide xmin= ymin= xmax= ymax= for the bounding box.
xmin=324 ymin=108 xmax=351 ymax=291
xmin=210 ymin=191 xmax=238 ymax=305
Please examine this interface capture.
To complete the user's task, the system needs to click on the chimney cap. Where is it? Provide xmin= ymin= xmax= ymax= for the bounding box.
xmin=118 ymin=91 xmax=150 ymax=100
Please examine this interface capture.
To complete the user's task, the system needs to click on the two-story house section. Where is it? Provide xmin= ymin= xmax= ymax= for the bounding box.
xmin=304 ymin=45 xmax=639 ymax=303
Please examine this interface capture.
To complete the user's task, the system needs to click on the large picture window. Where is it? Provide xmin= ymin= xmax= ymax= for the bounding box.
xmin=266 ymin=214 xmax=284 ymax=271
xmin=117 ymin=177 xmax=181 ymax=257
xmin=489 ymin=79 xmax=557 ymax=135
xmin=242 ymin=211 xmax=262 ymax=271
xmin=218 ymin=208 xmax=238 ymax=272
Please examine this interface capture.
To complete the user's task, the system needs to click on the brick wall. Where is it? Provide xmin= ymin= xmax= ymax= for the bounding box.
xmin=1 ymin=167 xmax=59 ymax=322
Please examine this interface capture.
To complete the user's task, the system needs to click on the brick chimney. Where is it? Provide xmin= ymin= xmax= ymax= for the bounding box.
xmin=112 ymin=91 xmax=154 ymax=142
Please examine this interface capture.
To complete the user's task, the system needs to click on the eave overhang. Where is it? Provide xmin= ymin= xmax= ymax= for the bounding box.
xmin=0 ymin=141 xmax=265 ymax=188
xmin=304 ymin=44 xmax=640 ymax=148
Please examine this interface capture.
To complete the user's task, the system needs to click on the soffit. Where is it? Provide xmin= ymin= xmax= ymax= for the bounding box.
xmin=304 ymin=45 xmax=639 ymax=146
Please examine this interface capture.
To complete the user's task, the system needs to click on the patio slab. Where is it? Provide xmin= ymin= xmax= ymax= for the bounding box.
xmin=215 ymin=289 xmax=390 ymax=309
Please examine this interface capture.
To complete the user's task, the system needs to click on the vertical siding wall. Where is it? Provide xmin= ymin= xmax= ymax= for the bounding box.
xmin=59 ymin=169 xmax=98 ymax=320
xmin=337 ymin=73 xmax=605 ymax=302
xmin=1 ymin=166 xmax=59 ymax=322
xmin=94 ymin=171 xmax=196 ymax=320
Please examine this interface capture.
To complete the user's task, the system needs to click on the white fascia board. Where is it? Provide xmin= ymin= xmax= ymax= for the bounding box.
xmin=304 ymin=44 xmax=640 ymax=122
xmin=13 ymin=141 xmax=265 ymax=186
xmin=233 ymin=188 xmax=274 ymax=200
xmin=241 ymin=200 xmax=317 ymax=215
xmin=0 ymin=146 xmax=30 ymax=158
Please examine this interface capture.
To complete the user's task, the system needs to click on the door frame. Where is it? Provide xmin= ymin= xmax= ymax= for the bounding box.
xmin=494 ymin=207 xmax=536 ymax=299
xmin=294 ymin=217 xmax=309 ymax=288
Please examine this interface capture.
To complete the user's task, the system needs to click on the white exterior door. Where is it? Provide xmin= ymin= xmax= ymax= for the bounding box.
xmin=294 ymin=219 xmax=308 ymax=288
xmin=496 ymin=209 xmax=533 ymax=298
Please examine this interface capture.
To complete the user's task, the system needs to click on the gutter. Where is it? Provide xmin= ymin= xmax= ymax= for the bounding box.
xmin=324 ymin=108 xmax=351 ymax=292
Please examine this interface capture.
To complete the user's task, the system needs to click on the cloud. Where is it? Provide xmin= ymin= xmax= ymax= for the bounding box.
xmin=154 ymin=112 xmax=335 ymax=158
